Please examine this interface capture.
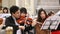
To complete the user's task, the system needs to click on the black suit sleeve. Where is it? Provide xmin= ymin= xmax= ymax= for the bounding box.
xmin=24 ymin=25 xmax=34 ymax=31
xmin=5 ymin=18 xmax=19 ymax=30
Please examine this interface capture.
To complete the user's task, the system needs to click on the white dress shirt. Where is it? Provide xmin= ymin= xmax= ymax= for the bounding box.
xmin=12 ymin=16 xmax=21 ymax=34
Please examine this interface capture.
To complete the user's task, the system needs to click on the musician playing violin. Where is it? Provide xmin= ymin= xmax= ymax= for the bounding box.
xmin=17 ymin=7 xmax=33 ymax=34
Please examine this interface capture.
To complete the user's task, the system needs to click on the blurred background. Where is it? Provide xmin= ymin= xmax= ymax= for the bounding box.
xmin=0 ymin=0 xmax=60 ymax=34
xmin=0 ymin=0 xmax=60 ymax=16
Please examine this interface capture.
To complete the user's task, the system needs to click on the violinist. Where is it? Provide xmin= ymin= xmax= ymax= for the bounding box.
xmin=4 ymin=6 xmax=25 ymax=34
xmin=17 ymin=7 xmax=33 ymax=34
xmin=32 ymin=8 xmax=49 ymax=34
xmin=17 ymin=8 xmax=27 ymax=25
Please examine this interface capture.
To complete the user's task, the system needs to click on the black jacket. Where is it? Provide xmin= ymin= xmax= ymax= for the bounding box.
xmin=5 ymin=16 xmax=19 ymax=34
xmin=5 ymin=16 xmax=34 ymax=34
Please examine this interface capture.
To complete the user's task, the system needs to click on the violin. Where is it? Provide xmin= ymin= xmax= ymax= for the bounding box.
xmin=17 ymin=16 xmax=32 ymax=25
xmin=26 ymin=18 xmax=32 ymax=25
xmin=17 ymin=16 xmax=26 ymax=24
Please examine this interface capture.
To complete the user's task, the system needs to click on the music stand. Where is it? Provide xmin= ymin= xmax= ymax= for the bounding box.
xmin=41 ymin=15 xmax=60 ymax=34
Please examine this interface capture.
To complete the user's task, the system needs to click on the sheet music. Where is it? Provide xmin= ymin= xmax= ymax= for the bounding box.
xmin=41 ymin=15 xmax=60 ymax=30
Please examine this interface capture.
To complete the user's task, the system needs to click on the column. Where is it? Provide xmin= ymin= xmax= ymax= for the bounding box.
xmin=25 ymin=0 xmax=35 ymax=16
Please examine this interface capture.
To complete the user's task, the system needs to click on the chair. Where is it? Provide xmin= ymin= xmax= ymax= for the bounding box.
xmin=0 ymin=18 xmax=6 ymax=34
xmin=0 ymin=18 xmax=13 ymax=34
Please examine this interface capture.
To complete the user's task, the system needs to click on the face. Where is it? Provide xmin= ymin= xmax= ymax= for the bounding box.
xmin=4 ymin=9 xmax=8 ymax=13
xmin=13 ymin=10 xmax=20 ymax=18
xmin=40 ymin=11 xmax=46 ymax=19
xmin=21 ymin=13 xmax=26 ymax=17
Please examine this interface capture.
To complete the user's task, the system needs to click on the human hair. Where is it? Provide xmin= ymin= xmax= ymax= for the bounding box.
xmin=20 ymin=7 xmax=27 ymax=14
xmin=48 ymin=11 xmax=54 ymax=16
xmin=10 ymin=6 xmax=19 ymax=14
xmin=37 ymin=8 xmax=47 ymax=22
xmin=3 ymin=7 xmax=8 ymax=13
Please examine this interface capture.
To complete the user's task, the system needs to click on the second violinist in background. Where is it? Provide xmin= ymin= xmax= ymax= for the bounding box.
xmin=32 ymin=8 xmax=49 ymax=34
xmin=17 ymin=7 xmax=34 ymax=34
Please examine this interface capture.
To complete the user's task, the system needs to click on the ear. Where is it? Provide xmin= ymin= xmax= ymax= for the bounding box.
xmin=12 ymin=13 xmax=15 ymax=16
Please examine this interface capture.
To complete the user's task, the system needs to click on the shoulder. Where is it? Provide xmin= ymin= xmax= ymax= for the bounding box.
xmin=6 ymin=16 xmax=12 ymax=20
xmin=5 ymin=16 xmax=13 ymax=22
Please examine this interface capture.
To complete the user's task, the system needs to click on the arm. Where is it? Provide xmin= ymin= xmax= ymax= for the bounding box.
xmin=5 ymin=18 xmax=19 ymax=30
xmin=32 ymin=19 xmax=37 ymax=26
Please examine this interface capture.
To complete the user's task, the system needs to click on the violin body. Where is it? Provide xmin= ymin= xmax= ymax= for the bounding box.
xmin=17 ymin=16 xmax=32 ymax=25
